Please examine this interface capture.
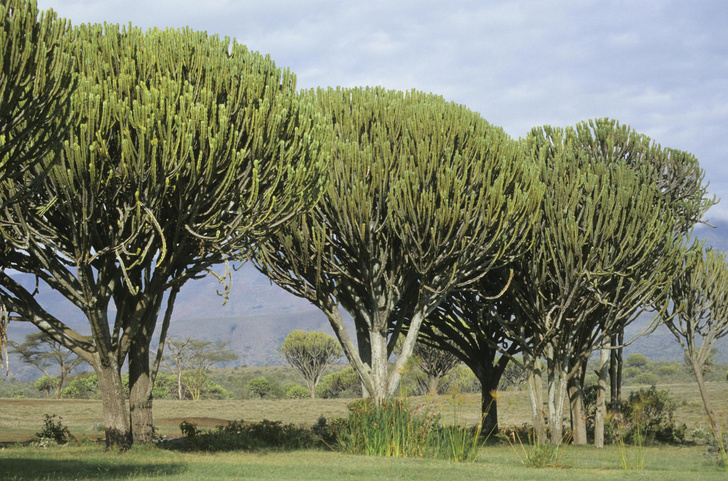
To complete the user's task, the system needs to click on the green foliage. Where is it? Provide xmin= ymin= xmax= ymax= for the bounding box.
xmin=280 ymin=330 xmax=342 ymax=399
xmin=626 ymin=354 xmax=650 ymax=369
xmin=442 ymin=365 xmax=481 ymax=394
xmin=283 ymin=383 xmax=310 ymax=399
xmin=61 ymin=375 xmax=100 ymax=399
xmin=35 ymin=414 xmax=73 ymax=445
xmin=610 ymin=386 xmax=687 ymax=445
xmin=316 ymin=366 xmax=362 ymax=399
xmin=152 ymin=372 xmax=177 ymax=400
xmin=331 ymin=399 xmax=482 ymax=462
xmin=34 ymin=376 xmax=59 ymax=397
xmin=247 ymin=377 xmax=273 ymax=399
xmin=634 ymin=373 xmax=660 ymax=386
xmin=172 ymin=419 xmax=318 ymax=452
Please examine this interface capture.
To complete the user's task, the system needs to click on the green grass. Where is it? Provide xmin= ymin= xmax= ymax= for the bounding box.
xmin=1 ymin=381 xmax=727 ymax=479
xmin=0 ymin=444 xmax=726 ymax=481
xmin=1 ymin=380 xmax=726 ymax=443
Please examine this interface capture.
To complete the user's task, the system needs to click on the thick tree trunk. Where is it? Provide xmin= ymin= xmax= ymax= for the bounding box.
xmin=95 ymin=360 xmax=131 ymax=449
xmin=525 ymin=355 xmax=546 ymax=444
xmin=546 ymin=351 xmax=567 ymax=445
xmin=594 ymin=341 xmax=610 ymax=448
xmin=480 ymin=382 xmax=499 ymax=439
xmin=568 ymin=372 xmax=587 ymax=445
xmin=129 ymin=339 xmax=154 ymax=445
xmin=369 ymin=329 xmax=389 ymax=404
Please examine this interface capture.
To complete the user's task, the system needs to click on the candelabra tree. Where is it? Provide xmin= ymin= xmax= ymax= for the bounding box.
xmin=0 ymin=0 xmax=75 ymax=363
xmin=252 ymin=87 xmax=541 ymax=403
xmin=0 ymin=24 xmax=325 ymax=448
xmin=662 ymin=242 xmax=728 ymax=455
xmin=497 ymin=123 xmax=683 ymax=445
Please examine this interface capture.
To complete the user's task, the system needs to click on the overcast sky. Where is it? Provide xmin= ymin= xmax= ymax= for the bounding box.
xmin=37 ymin=0 xmax=728 ymax=223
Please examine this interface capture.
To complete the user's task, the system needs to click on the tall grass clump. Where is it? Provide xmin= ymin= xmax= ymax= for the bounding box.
xmin=331 ymin=398 xmax=482 ymax=461
xmin=506 ymin=429 xmax=570 ymax=468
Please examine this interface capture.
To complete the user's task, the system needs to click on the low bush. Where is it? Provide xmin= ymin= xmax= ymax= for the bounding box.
xmin=283 ymin=383 xmax=310 ymax=399
xmin=609 ymin=385 xmax=686 ymax=445
xmin=36 ymin=414 xmax=74 ymax=445
xmin=316 ymin=367 xmax=361 ymax=399
xmin=169 ymin=419 xmax=319 ymax=452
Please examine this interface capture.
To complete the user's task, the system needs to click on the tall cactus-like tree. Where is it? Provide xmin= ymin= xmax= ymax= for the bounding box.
xmin=663 ymin=242 xmax=728 ymax=455
xmin=498 ymin=123 xmax=683 ymax=445
xmin=0 ymin=24 xmax=325 ymax=448
xmin=416 ymin=266 xmax=519 ymax=437
xmin=0 ymin=0 xmax=75 ymax=363
xmin=253 ymin=87 xmax=541 ymax=403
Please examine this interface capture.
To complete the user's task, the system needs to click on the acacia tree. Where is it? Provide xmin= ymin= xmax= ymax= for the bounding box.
xmin=498 ymin=122 xmax=684 ymax=445
xmin=280 ymin=330 xmax=342 ymax=399
xmin=662 ymin=242 xmax=728 ymax=453
xmin=8 ymin=332 xmax=86 ymax=397
xmin=253 ymin=87 xmax=541 ymax=403
xmin=0 ymin=25 xmax=324 ymax=448
xmin=0 ymin=0 xmax=75 ymax=362
xmin=163 ymin=338 xmax=237 ymax=401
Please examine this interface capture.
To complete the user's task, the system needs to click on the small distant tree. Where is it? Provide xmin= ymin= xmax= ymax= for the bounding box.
xmin=34 ymin=375 xmax=59 ymax=397
xmin=9 ymin=332 xmax=86 ymax=398
xmin=247 ymin=377 xmax=272 ymax=398
xmin=280 ymin=330 xmax=342 ymax=399
xmin=163 ymin=338 xmax=238 ymax=401
xmin=625 ymin=353 xmax=650 ymax=370
xmin=396 ymin=331 xmax=460 ymax=396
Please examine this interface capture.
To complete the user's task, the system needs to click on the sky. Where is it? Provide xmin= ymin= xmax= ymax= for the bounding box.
xmin=36 ymin=0 xmax=728 ymax=223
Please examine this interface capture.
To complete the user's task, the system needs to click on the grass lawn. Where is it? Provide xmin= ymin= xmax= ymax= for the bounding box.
xmin=0 ymin=444 xmax=726 ymax=481
xmin=0 ymin=382 xmax=726 ymax=480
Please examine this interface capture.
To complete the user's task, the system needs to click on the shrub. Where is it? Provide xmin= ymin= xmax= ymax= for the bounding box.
xmin=61 ymin=375 xmax=100 ymax=399
xmin=609 ymin=385 xmax=686 ymax=445
xmin=171 ymin=419 xmax=318 ymax=452
xmin=658 ymin=365 xmax=679 ymax=377
xmin=36 ymin=414 xmax=74 ymax=445
xmin=633 ymin=373 xmax=659 ymax=386
xmin=247 ymin=377 xmax=273 ymax=398
xmin=442 ymin=365 xmax=480 ymax=394
xmin=34 ymin=376 xmax=60 ymax=397
xmin=316 ymin=367 xmax=361 ymax=399
xmin=283 ymin=383 xmax=310 ymax=399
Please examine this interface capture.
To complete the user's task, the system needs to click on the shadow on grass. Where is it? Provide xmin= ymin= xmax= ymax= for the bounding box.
xmin=0 ymin=458 xmax=187 ymax=480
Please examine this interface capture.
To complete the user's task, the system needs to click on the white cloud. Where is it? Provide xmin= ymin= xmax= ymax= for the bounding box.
xmin=36 ymin=0 xmax=728 ymax=209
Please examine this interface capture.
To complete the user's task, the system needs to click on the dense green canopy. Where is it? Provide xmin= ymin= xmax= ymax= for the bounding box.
xmin=253 ymin=86 xmax=541 ymax=402
xmin=0 ymin=23 xmax=325 ymax=447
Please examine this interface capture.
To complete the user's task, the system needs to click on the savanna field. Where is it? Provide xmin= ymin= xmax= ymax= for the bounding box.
xmin=1 ymin=378 xmax=727 ymax=481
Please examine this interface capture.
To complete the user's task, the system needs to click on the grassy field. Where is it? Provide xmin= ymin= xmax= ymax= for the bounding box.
xmin=1 ymin=381 xmax=726 ymax=480
xmin=2 ymin=381 xmax=726 ymax=443
xmin=0 ymin=443 xmax=726 ymax=480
